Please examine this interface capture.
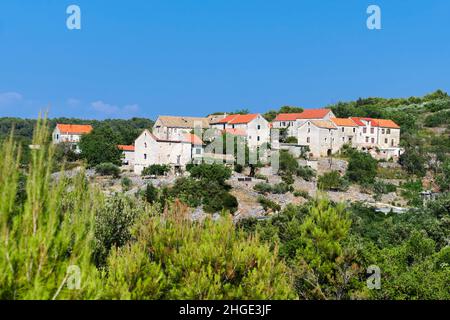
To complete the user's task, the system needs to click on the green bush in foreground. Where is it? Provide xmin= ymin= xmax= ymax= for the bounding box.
xmin=95 ymin=162 xmax=121 ymax=178
xmin=102 ymin=203 xmax=296 ymax=299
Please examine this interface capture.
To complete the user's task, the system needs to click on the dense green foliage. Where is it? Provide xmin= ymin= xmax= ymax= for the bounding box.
xmin=345 ymin=150 xmax=378 ymax=184
xmin=95 ymin=163 xmax=121 ymax=178
xmin=141 ymin=164 xmax=171 ymax=176
xmin=79 ymin=126 xmax=122 ymax=167
xmin=318 ymin=171 xmax=349 ymax=191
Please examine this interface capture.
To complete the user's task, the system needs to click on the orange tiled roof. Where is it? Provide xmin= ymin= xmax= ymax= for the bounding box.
xmin=118 ymin=145 xmax=135 ymax=152
xmin=331 ymin=118 xmax=358 ymax=127
xmin=56 ymin=124 xmax=93 ymax=134
xmin=351 ymin=117 xmax=400 ymax=129
xmin=274 ymin=109 xmax=332 ymax=121
xmin=182 ymin=133 xmax=204 ymax=145
xmin=214 ymin=115 xmax=238 ymax=124
xmin=227 ymin=114 xmax=258 ymax=124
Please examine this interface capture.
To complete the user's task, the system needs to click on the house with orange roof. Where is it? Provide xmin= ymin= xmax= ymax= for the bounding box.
xmin=211 ymin=113 xmax=270 ymax=148
xmin=52 ymin=123 xmax=93 ymax=153
xmin=297 ymin=120 xmax=340 ymax=158
xmin=133 ymin=129 xmax=204 ymax=175
xmin=272 ymin=108 xmax=336 ymax=137
xmin=118 ymin=145 xmax=135 ymax=166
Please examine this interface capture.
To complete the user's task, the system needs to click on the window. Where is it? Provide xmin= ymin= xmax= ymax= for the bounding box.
xmin=391 ymin=139 xmax=395 ymax=146
xmin=232 ymin=125 xmax=235 ymax=129
xmin=257 ymin=136 xmax=260 ymax=141
xmin=387 ymin=129 xmax=391 ymax=134
xmin=282 ymin=122 xmax=286 ymax=126
xmin=144 ymin=154 xmax=147 ymax=160
xmin=144 ymin=142 xmax=147 ymax=148
xmin=325 ymin=138 xmax=327 ymax=142
xmin=307 ymin=137 xmax=310 ymax=143
xmin=382 ymin=129 xmax=385 ymax=134
xmin=195 ymin=148 xmax=201 ymax=155
xmin=385 ymin=138 xmax=388 ymax=144
xmin=342 ymin=127 xmax=344 ymax=132
xmin=342 ymin=137 xmax=345 ymax=142
xmin=308 ymin=128 xmax=311 ymax=133
xmin=363 ymin=127 xmax=367 ymax=133
xmin=371 ymin=138 xmax=375 ymax=143
xmin=370 ymin=128 xmax=374 ymax=134
xmin=353 ymin=128 xmax=356 ymax=133
xmin=257 ymin=125 xmax=261 ymax=130
xmin=366 ymin=137 xmax=369 ymax=143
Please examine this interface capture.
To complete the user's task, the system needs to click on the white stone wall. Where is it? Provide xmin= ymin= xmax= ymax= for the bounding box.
xmin=121 ymin=151 xmax=135 ymax=166
xmin=297 ymin=122 xmax=339 ymax=158
xmin=134 ymin=130 xmax=202 ymax=174
xmin=224 ymin=115 xmax=270 ymax=148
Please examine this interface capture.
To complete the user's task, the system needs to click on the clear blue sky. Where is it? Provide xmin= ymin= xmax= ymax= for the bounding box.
xmin=0 ymin=0 xmax=449 ymax=120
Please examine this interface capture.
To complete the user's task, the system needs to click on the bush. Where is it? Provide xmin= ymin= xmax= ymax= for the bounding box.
xmin=188 ymin=163 xmax=232 ymax=185
xmin=254 ymin=182 xmax=273 ymax=194
xmin=121 ymin=177 xmax=132 ymax=191
xmin=103 ymin=212 xmax=295 ymax=299
xmin=373 ymin=181 xmax=397 ymax=195
xmin=346 ymin=151 xmax=378 ymax=184
xmin=318 ymin=171 xmax=349 ymax=191
xmin=279 ymin=150 xmax=299 ymax=174
xmin=284 ymin=136 xmax=298 ymax=144
xmin=281 ymin=173 xmax=295 ymax=185
xmin=399 ymin=148 xmax=427 ymax=177
xmin=254 ymin=182 xmax=292 ymax=194
xmin=258 ymin=196 xmax=281 ymax=212
xmin=294 ymin=190 xmax=311 ymax=199
xmin=255 ymin=173 xmax=269 ymax=182
xmin=296 ymin=166 xmax=316 ymax=181
xmin=234 ymin=164 xmax=243 ymax=173
xmin=144 ymin=183 xmax=159 ymax=204
xmin=95 ymin=162 xmax=121 ymax=178
xmin=142 ymin=164 xmax=170 ymax=176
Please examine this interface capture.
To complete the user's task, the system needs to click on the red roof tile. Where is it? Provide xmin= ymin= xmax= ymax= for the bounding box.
xmin=182 ymin=133 xmax=204 ymax=145
xmin=118 ymin=145 xmax=135 ymax=151
xmin=214 ymin=115 xmax=238 ymax=124
xmin=351 ymin=117 xmax=400 ymax=129
xmin=223 ymin=128 xmax=247 ymax=136
xmin=331 ymin=118 xmax=358 ymax=127
xmin=274 ymin=109 xmax=332 ymax=121
xmin=56 ymin=124 xmax=93 ymax=134
xmin=227 ymin=114 xmax=258 ymax=124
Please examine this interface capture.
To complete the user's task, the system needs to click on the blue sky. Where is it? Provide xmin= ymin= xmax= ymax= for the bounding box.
xmin=0 ymin=0 xmax=449 ymax=120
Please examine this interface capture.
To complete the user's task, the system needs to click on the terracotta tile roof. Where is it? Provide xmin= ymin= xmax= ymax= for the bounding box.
xmin=351 ymin=117 xmax=400 ymax=129
xmin=182 ymin=133 xmax=204 ymax=145
xmin=310 ymin=120 xmax=337 ymax=129
xmin=118 ymin=145 xmax=135 ymax=152
xmin=331 ymin=118 xmax=358 ymax=127
xmin=56 ymin=124 xmax=93 ymax=134
xmin=157 ymin=116 xmax=210 ymax=128
xmin=223 ymin=128 xmax=247 ymax=136
xmin=214 ymin=114 xmax=238 ymax=124
xmin=274 ymin=109 xmax=332 ymax=121
xmin=227 ymin=114 xmax=259 ymax=124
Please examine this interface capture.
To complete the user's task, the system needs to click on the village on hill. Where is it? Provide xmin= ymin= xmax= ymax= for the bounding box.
xmin=51 ymin=108 xmax=407 ymax=219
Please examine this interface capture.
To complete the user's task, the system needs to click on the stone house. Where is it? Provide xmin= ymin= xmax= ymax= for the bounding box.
xmin=272 ymin=109 xmax=336 ymax=137
xmin=133 ymin=129 xmax=204 ymax=175
xmin=210 ymin=114 xmax=270 ymax=148
xmin=152 ymin=116 xmax=210 ymax=141
xmin=297 ymin=120 xmax=339 ymax=158
xmin=118 ymin=145 xmax=135 ymax=166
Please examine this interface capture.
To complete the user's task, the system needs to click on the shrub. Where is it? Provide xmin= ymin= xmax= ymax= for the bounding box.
xmin=142 ymin=164 xmax=170 ymax=176
xmin=373 ymin=181 xmax=397 ymax=195
xmin=121 ymin=177 xmax=132 ymax=191
xmin=279 ymin=150 xmax=299 ymax=174
xmin=95 ymin=162 xmax=121 ymax=178
xmin=281 ymin=173 xmax=295 ymax=185
xmin=345 ymin=151 xmax=377 ymax=184
xmin=318 ymin=171 xmax=349 ymax=191
xmin=294 ymin=190 xmax=311 ymax=199
xmin=103 ymin=210 xmax=295 ymax=299
xmin=272 ymin=182 xmax=292 ymax=194
xmin=188 ymin=163 xmax=232 ymax=185
xmin=399 ymin=149 xmax=427 ymax=177
xmin=296 ymin=166 xmax=316 ymax=181
xmin=284 ymin=136 xmax=298 ymax=144
xmin=255 ymin=173 xmax=269 ymax=182
xmin=258 ymin=196 xmax=281 ymax=212
xmin=234 ymin=164 xmax=243 ymax=173
xmin=254 ymin=182 xmax=273 ymax=194
xmin=144 ymin=183 xmax=159 ymax=204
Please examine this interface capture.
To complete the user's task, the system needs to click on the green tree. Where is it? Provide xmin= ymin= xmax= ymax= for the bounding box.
xmin=79 ymin=126 xmax=121 ymax=167
xmin=346 ymin=151 xmax=378 ymax=184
